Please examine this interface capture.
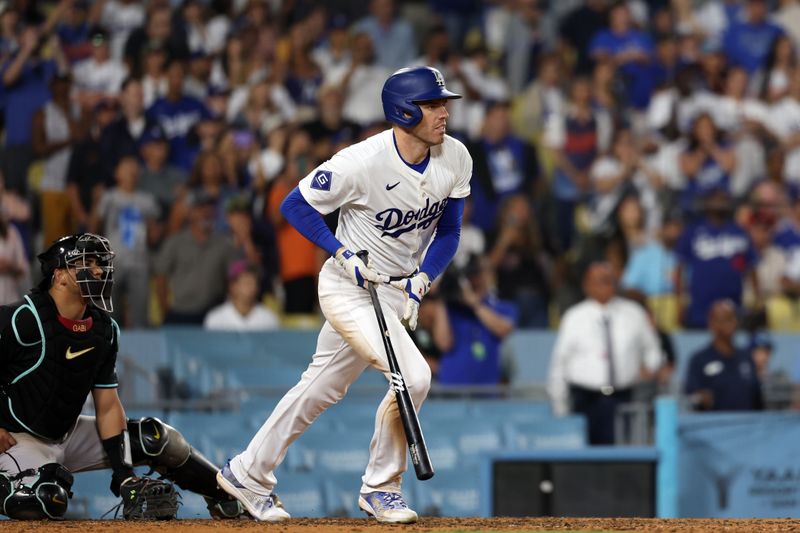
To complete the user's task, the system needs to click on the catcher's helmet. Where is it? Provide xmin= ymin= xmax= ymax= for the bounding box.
xmin=381 ymin=66 xmax=461 ymax=128
xmin=38 ymin=233 xmax=115 ymax=312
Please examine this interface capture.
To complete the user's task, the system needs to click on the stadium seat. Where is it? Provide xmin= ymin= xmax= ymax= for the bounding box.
xmin=767 ymin=296 xmax=800 ymax=331
xmin=413 ymin=466 xmax=481 ymax=517
xmin=322 ymin=474 xmax=365 ymax=517
xmin=468 ymin=399 xmax=553 ymax=423
xmin=648 ymin=294 xmax=679 ymax=332
xmin=287 ymin=424 xmax=372 ymax=473
xmin=503 ymin=416 xmax=588 ymax=450
xmin=273 ymin=472 xmax=326 ymax=518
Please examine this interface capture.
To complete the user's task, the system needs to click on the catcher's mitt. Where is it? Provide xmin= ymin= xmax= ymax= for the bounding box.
xmin=120 ymin=477 xmax=180 ymax=520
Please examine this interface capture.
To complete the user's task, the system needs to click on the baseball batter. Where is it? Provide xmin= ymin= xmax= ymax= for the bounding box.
xmin=0 ymin=233 xmax=245 ymax=519
xmin=217 ymin=66 xmax=472 ymax=523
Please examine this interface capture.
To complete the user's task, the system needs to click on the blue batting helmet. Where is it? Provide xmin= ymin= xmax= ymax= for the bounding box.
xmin=381 ymin=66 xmax=461 ymax=127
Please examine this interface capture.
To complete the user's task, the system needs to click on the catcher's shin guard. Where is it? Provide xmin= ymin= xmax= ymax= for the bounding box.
xmin=1 ymin=463 xmax=73 ymax=519
xmin=127 ymin=417 xmax=243 ymax=518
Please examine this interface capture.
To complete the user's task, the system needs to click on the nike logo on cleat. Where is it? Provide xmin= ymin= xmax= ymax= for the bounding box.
xmin=386 ymin=182 xmax=400 ymax=191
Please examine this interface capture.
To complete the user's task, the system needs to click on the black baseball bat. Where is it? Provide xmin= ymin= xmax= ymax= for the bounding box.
xmin=357 ymin=251 xmax=434 ymax=481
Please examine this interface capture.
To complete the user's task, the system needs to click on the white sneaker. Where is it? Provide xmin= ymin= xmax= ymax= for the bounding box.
xmin=216 ymin=462 xmax=290 ymax=522
xmin=359 ymin=491 xmax=418 ymax=524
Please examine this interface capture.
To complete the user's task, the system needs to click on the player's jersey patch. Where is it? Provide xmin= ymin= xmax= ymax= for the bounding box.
xmin=310 ymin=170 xmax=333 ymax=191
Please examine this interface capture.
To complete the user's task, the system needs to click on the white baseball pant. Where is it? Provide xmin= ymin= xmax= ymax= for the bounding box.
xmin=229 ymin=258 xmax=432 ymax=495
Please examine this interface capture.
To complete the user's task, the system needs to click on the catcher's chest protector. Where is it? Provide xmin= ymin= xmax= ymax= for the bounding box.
xmin=0 ymin=292 xmax=115 ymax=440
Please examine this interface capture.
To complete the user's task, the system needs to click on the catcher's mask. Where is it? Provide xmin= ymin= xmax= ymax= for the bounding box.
xmin=38 ymin=233 xmax=115 ymax=312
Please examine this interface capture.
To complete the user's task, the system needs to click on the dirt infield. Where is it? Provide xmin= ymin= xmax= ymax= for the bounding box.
xmin=4 ymin=517 xmax=800 ymax=533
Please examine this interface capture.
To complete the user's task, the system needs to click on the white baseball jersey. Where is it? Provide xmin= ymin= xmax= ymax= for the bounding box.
xmin=229 ymin=128 xmax=472 ymax=500
xmin=298 ymin=129 xmax=472 ymax=276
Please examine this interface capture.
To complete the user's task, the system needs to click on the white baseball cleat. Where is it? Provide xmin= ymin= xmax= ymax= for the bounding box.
xmin=216 ymin=462 xmax=290 ymax=522
xmin=359 ymin=491 xmax=418 ymax=523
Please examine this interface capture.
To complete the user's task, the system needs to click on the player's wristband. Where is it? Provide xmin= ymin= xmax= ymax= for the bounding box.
xmin=102 ymin=431 xmax=135 ymax=480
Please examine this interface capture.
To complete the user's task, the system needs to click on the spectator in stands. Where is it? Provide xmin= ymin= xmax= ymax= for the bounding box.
xmin=146 ymin=58 xmax=212 ymax=172
xmin=722 ymin=0 xmax=784 ymax=75
xmin=710 ymin=67 xmax=770 ymax=199
xmin=124 ymin=4 xmax=188 ymax=76
xmin=168 ymin=150 xmax=234 ymax=235
xmin=589 ymin=2 xmax=656 ymax=113
xmin=544 ymin=77 xmax=612 ymax=252
xmin=31 ymin=72 xmax=84 ymax=247
xmin=100 ymin=77 xmax=156 ymax=181
xmin=685 ymin=299 xmax=763 ymax=411
xmin=154 ymin=192 xmax=234 ymax=325
xmin=56 ymin=0 xmax=92 ymax=64
xmin=755 ymin=34 xmax=796 ymax=102
xmin=66 ymin=99 xmax=119 ymax=233
xmin=140 ymin=43 xmax=167 ymax=108
xmin=768 ymin=67 xmax=800 ymax=186
xmin=469 ymin=100 xmax=540 ymax=234
xmin=137 ymin=125 xmax=186 ymax=220
xmin=435 ymin=255 xmax=516 ymax=387
xmin=548 ymin=262 xmax=662 ymax=444
xmin=622 ymin=205 xmax=682 ymax=297
xmin=678 ymin=113 xmax=737 ymax=212
xmin=452 ymin=197 xmax=485 ymax=270
xmin=749 ymin=331 xmax=774 ymax=383
xmin=1 ymin=24 xmax=66 ymax=196
xmin=230 ymin=79 xmax=297 ymax=139
xmin=97 ymin=0 xmax=144 ymax=62
xmin=185 ymin=50 xmax=214 ymax=101
xmin=303 ymin=85 xmax=361 ymax=163
xmin=203 ymin=260 xmax=279 ymax=331
xmin=487 ymin=196 xmax=550 ymax=328
xmin=676 ymin=189 xmax=759 ymax=329
xmin=72 ymin=26 xmax=127 ymax=108
xmin=93 ymin=155 xmax=160 ymax=328
xmin=267 ymin=129 xmax=319 ymax=314
xmin=225 ymin=194 xmax=278 ymax=297
xmin=282 ymin=20 xmax=324 ymax=119
xmin=325 ymin=31 xmax=390 ymax=128
xmin=409 ymin=286 xmax=453 ymax=377
xmin=0 ymin=207 xmax=29 ymax=304
xmin=511 ymin=53 xmax=565 ymax=145
xmin=353 ymin=0 xmax=415 ymax=70
xmin=311 ymin=13 xmax=352 ymax=79
xmin=745 ymin=209 xmax=785 ymax=302
xmin=558 ymin=0 xmax=609 ymax=75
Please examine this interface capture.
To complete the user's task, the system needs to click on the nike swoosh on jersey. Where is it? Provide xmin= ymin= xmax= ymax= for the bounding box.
xmin=386 ymin=182 xmax=400 ymax=190
xmin=66 ymin=346 xmax=95 ymax=360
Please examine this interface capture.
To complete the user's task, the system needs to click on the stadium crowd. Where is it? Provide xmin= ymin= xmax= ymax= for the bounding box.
xmin=1 ymin=0 xmax=799 ymax=391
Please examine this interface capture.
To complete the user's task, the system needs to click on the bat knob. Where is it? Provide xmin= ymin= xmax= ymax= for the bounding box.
xmin=356 ymin=250 xmax=369 ymax=262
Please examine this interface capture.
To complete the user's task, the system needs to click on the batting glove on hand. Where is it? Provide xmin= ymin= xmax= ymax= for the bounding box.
xmin=390 ymin=273 xmax=431 ymax=331
xmin=335 ymin=248 xmax=388 ymax=289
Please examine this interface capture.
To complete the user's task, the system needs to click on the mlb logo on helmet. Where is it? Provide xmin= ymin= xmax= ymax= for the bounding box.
xmin=432 ymin=69 xmax=444 ymax=87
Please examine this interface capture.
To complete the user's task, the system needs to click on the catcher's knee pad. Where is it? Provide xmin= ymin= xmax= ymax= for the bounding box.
xmin=128 ymin=416 xmax=239 ymax=516
xmin=2 ymin=463 xmax=73 ymax=520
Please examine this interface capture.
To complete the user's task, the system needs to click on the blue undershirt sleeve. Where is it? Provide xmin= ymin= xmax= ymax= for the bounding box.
xmin=280 ymin=187 xmax=343 ymax=256
xmin=420 ymin=197 xmax=464 ymax=281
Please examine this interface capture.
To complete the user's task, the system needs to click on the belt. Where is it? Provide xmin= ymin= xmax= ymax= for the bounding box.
xmin=569 ymin=383 xmax=632 ymax=397
xmin=386 ymin=269 xmax=418 ymax=282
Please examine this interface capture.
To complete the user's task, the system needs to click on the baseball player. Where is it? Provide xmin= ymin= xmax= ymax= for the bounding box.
xmin=217 ymin=66 xmax=471 ymax=523
xmin=0 ymin=233 xmax=245 ymax=519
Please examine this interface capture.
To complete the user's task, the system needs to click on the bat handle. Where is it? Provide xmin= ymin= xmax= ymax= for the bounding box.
xmin=356 ymin=249 xmax=369 ymax=264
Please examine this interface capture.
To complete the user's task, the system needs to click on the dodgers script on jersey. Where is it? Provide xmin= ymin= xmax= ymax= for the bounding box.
xmin=298 ymin=129 xmax=472 ymax=276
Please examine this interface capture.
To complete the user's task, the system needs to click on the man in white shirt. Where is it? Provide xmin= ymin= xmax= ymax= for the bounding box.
xmin=72 ymin=27 xmax=128 ymax=108
xmin=548 ymin=262 xmax=662 ymax=444
xmin=203 ymin=261 xmax=279 ymax=332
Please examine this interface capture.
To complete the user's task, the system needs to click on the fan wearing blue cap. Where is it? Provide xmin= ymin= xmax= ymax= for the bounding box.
xmin=215 ymin=66 xmax=471 ymax=524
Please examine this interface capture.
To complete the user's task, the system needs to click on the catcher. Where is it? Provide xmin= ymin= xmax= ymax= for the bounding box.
xmin=0 ymin=233 xmax=245 ymax=520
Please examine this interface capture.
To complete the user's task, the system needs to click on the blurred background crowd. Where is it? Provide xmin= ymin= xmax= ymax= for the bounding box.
xmin=3 ymin=0 xmax=800 ymax=406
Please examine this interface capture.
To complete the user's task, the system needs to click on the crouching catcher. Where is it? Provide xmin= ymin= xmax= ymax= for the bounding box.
xmin=0 ymin=234 xmax=244 ymax=519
